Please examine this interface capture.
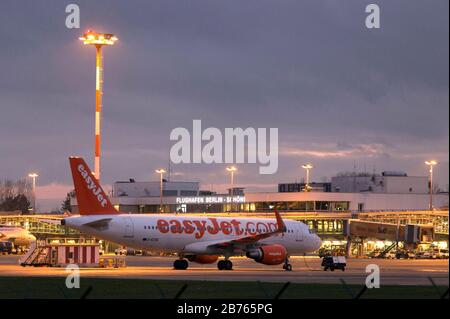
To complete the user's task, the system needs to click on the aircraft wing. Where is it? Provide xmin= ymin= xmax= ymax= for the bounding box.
xmin=183 ymin=210 xmax=286 ymax=253
xmin=211 ymin=231 xmax=282 ymax=248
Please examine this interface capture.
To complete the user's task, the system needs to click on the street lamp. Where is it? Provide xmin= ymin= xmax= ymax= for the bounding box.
xmin=155 ymin=169 xmax=166 ymax=213
xmin=425 ymin=160 xmax=438 ymax=210
xmin=28 ymin=173 xmax=39 ymax=213
xmin=79 ymin=30 xmax=118 ymax=182
xmin=226 ymin=166 xmax=237 ymax=195
xmin=226 ymin=166 xmax=237 ymax=212
xmin=301 ymin=163 xmax=313 ymax=191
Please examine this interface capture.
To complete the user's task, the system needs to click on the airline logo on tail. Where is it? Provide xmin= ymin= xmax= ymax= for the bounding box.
xmin=77 ymin=163 xmax=108 ymax=207
xmin=69 ymin=157 xmax=118 ymax=215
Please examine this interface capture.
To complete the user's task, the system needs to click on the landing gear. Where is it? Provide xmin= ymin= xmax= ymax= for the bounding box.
xmin=217 ymin=259 xmax=233 ymax=270
xmin=282 ymin=257 xmax=292 ymax=271
xmin=173 ymin=259 xmax=189 ymax=270
xmin=282 ymin=263 xmax=292 ymax=271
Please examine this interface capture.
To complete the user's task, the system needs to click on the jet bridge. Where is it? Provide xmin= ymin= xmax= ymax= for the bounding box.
xmin=343 ymin=219 xmax=434 ymax=257
xmin=343 ymin=219 xmax=434 ymax=243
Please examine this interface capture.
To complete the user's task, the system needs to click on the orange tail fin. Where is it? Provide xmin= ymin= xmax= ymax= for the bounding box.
xmin=69 ymin=157 xmax=118 ymax=215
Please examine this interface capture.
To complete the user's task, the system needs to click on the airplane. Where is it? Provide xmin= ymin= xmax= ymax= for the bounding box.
xmin=0 ymin=225 xmax=36 ymax=248
xmin=62 ymin=157 xmax=322 ymax=271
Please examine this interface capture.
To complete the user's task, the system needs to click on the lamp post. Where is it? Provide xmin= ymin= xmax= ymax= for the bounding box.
xmin=226 ymin=166 xmax=237 ymax=195
xmin=28 ymin=173 xmax=38 ymax=213
xmin=226 ymin=166 xmax=237 ymax=212
xmin=301 ymin=163 xmax=313 ymax=192
xmin=425 ymin=160 xmax=437 ymax=210
xmin=155 ymin=169 xmax=166 ymax=213
xmin=79 ymin=30 xmax=118 ymax=182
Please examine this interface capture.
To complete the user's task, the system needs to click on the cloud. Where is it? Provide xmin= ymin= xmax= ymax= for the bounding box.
xmin=35 ymin=183 xmax=73 ymax=200
xmin=281 ymin=143 xmax=387 ymax=159
xmin=0 ymin=0 xmax=448 ymax=196
xmin=35 ymin=182 xmax=112 ymax=211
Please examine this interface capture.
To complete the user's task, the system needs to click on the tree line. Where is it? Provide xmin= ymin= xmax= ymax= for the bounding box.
xmin=0 ymin=179 xmax=32 ymax=213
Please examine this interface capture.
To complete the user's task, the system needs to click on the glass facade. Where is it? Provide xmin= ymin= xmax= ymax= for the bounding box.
xmin=129 ymin=200 xmax=350 ymax=214
xmin=302 ymin=219 xmax=344 ymax=236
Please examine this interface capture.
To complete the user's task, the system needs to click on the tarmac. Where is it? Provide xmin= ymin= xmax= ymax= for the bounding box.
xmin=0 ymin=255 xmax=448 ymax=286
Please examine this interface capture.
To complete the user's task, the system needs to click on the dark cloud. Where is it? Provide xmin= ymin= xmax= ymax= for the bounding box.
xmin=0 ymin=0 xmax=448 ymax=209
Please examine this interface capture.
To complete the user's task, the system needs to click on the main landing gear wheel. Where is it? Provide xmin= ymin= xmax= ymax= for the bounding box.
xmin=282 ymin=263 xmax=292 ymax=271
xmin=217 ymin=260 xmax=233 ymax=270
xmin=173 ymin=259 xmax=189 ymax=270
xmin=282 ymin=257 xmax=292 ymax=271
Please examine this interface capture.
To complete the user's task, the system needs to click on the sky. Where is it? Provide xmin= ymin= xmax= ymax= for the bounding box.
xmin=0 ymin=0 xmax=448 ymax=211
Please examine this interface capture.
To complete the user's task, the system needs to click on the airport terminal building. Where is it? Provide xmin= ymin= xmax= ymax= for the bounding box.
xmin=109 ymin=185 xmax=448 ymax=215
xmin=71 ymin=175 xmax=448 ymax=241
xmin=105 ymin=176 xmax=448 ymax=215
xmin=67 ymin=178 xmax=449 ymax=253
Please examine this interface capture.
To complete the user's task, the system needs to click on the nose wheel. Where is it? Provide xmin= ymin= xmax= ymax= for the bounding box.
xmin=173 ymin=259 xmax=189 ymax=270
xmin=217 ymin=259 xmax=233 ymax=270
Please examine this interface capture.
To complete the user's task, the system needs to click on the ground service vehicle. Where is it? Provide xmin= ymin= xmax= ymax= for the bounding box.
xmin=321 ymin=256 xmax=346 ymax=271
xmin=0 ymin=241 xmax=13 ymax=254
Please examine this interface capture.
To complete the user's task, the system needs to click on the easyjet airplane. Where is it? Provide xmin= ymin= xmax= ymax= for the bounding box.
xmin=62 ymin=157 xmax=322 ymax=271
xmin=0 ymin=225 xmax=36 ymax=248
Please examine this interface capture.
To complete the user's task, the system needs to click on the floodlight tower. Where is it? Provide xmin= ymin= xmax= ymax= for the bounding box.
xmin=79 ymin=30 xmax=118 ymax=182
xmin=28 ymin=173 xmax=39 ymax=213
xmin=301 ymin=163 xmax=314 ymax=191
xmin=226 ymin=166 xmax=238 ymax=195
xmin=155 ymin=169 xmax=166 ymax=213
xmin=425 ymin=160 xmax=438 ymax=210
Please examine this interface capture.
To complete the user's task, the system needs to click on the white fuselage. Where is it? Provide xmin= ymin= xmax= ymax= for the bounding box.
xmin=0 ymin=226 xmax=36 ymax=247
xmin=63 ymin=214 xmax=321 ymax=255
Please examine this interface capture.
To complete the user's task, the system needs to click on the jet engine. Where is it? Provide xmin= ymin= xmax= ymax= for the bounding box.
xmin=187 ymin=255 xmax=219 ymax=264
xmin=246 ymin=244 xmax=287 ymax=265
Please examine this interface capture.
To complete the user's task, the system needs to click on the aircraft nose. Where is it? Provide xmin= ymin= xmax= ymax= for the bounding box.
xmin=313 ymin=234 xmax=322 ymax=250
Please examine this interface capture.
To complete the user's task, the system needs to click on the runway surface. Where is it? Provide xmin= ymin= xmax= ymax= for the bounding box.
xmin=0 ymin=255 xmax=448 ymax=286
